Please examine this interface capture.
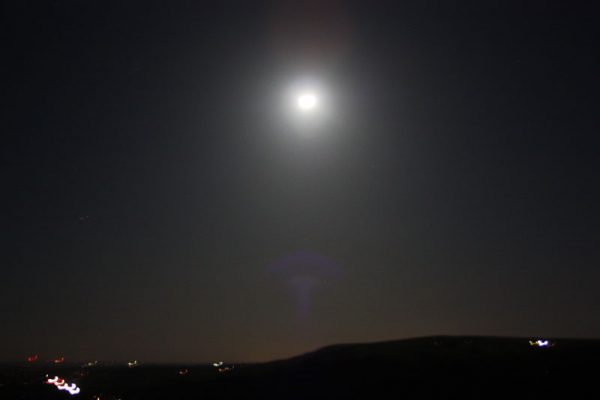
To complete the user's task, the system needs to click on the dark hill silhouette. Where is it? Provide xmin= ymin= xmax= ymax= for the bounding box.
xmin=218 ymin=336 xmax=600 ymax=399
xmin=2 ymin=336 xmax=599 ymax=399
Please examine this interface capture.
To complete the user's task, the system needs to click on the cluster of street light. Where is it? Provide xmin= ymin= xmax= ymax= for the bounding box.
xmin=213 ymin=361 xmax=234 ymax=373
xmin=83 ymin=360 xmax=99 ymax=367
xmin=26 ymin=354 xmax=65 ymax=364
xmin=45 ymin=375 xmax=80 ymax=395
xmin=529 ymin=339 xmax=555 ymax=348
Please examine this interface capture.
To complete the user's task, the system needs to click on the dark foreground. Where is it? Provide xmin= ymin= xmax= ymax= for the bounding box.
xmin=2 ymin=336 xmax=600 ymax=399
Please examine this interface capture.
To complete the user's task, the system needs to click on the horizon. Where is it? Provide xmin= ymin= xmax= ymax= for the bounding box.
xmin=4 ymin=333 xmax=599 ymax=365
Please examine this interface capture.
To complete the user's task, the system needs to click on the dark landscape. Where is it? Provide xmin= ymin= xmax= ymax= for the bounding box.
xmin=3 ymin=336 xmax=599 ymax=399
xmin=5 ymin=2 xmax=600 ymax=399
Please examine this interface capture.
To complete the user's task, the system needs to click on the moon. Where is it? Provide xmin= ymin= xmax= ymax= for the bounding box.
xmin=297 ymin=93 xmax=318 ymax=111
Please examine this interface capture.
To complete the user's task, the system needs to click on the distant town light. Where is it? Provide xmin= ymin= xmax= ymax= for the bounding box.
xmin=529 ymin=339 xmax=555 ymax=348
xmin=46 ymin=376 xmax=61 ymax=385
xmin=45 ymin=376 xmax=80 ymax=396
xmin=83 ymin=360 xmax=98 ymax=368
xmin=57 ymin=382 xmax=80 ymax=395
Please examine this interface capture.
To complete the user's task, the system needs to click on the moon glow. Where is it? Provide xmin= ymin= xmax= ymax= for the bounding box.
xmin=297 ymin=93 xmax=318 ymax=111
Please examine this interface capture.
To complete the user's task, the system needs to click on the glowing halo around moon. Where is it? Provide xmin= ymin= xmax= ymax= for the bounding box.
xmin=297 ymin=93 xmax=318 ymax=111
xmin=279 ymin=77 xmax=338 ymax=135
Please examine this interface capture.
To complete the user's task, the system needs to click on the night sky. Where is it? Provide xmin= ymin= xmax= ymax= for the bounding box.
xmin=3 ymin=1 xmax=600 ymax=363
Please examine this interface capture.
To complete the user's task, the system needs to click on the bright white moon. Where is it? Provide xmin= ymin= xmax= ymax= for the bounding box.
xmin=297 ymin=93 xmax=318 ymax=111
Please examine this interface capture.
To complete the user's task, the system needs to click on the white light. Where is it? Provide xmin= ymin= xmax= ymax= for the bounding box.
xmin=47 ymin=376 xmax=80 ymax=396
xmin=58 ymin=383 xmax=80 ymax=396
xmin=529 ymin=339 xmax=553 ymax=348
xmin=297 ymin=93 xmax=317 ymax=111
xmin=69 ymin=387 xmax=81 ymax=395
